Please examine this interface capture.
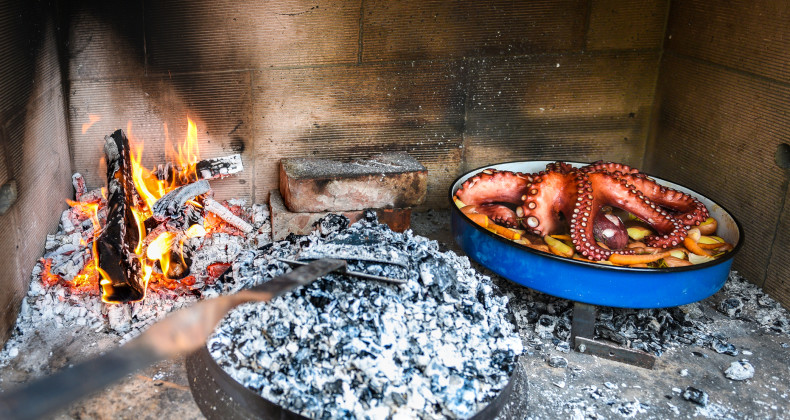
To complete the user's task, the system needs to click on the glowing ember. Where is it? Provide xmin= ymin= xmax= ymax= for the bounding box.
xmin=39 ymin=259 xmax=63 ymax=288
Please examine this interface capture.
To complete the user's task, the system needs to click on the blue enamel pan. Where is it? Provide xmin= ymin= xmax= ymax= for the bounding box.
xmin=450 ymin=161 xmax=743 ymax=309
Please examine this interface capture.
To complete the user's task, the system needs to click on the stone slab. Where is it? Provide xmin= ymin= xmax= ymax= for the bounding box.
xmin=269 ymin=190 xmax=411 ymax=241
xmin=279 ymin=153 xmax=427 ymax=213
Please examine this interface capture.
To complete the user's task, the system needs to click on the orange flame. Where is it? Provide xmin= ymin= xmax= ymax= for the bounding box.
xmin=66 ymin=199 xmax=102 ymax=233
xmin=92 ymin=118 xmax=204 ymax=303
xmin=81 ymin=114 xmax=102 ymax=134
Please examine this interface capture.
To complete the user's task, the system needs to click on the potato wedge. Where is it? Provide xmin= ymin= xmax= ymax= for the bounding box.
xmin=544 ymin=235 xmax=574 ymax=257
xmin=697 ymin=217 xmax=718 ymax=235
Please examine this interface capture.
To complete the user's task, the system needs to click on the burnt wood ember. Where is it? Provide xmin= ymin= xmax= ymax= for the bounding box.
xmin=71 ymin=173 xmax=87 ymax=200
xmin=203 ymin=197 xmax=253 ymax=233
xmin=152 ymin=179 xmax=210 ymax=224
xmin=153 ymin=154 xmax=243 ymax=184
xmin=96 ymin=129 xmax=145 ymax=303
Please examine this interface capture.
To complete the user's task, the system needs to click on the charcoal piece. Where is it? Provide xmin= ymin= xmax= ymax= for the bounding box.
xmin=419 ymin=258 xmax=457 ymax=293
xmin=710 ymin=339 xmax=739 ymax=356
xmin=314 ymin=213 xmax=349 ymax=236
xmin=771 ymin=318 xmax=789 ymax=333
xmin=154 ymin=153 xmax=243 ymax=183
xmin=718 ymin=297 xmax=744 ymax=318
xmin=152 ymin=180 xmax=210 ymax=222
xmin=95 ymin=129 xmax=145 ymax=302
xmin=596 ymin=322 xmax=628 ymax=345
xmin=554 ymin=318 xmax=571 ymax=341
xmin=195 ymin=153 xmax=244 ymax=180
xmin=547 ymin=355 xmax=568 ymax=368
xmin=203 ymin=197 xmax=254 ymax=233
xmin=682 ymin=387 xmax=708 ymax=406
xmin=724 ymin=360 xmax=754 ymax=381
xmin=535 ymin=315 xmax=557 ymax=339
xmin=71 ymin=173 xmax=87 ymax=200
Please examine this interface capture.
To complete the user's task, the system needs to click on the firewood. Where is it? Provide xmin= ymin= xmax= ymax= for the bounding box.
xmin=153 ymin=154 xmax=243 ymax=184
xmin=72 ymin=173 xmax=87 ymax=200
xmin=203 ymin=197 xmax=253 ymax=234
xmin=95 ymin=129 xmax=146 ymax=303
xmin=152 ymin=180 xmax=210 ymax=222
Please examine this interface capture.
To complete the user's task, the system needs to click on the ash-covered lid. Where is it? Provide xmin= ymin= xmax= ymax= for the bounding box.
xmin=208 ymin=212 xmax=522 ymax=419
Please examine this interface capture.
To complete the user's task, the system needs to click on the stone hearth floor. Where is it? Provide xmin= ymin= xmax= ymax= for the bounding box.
xmin=1 ymin=210 xmax=788 ymax=419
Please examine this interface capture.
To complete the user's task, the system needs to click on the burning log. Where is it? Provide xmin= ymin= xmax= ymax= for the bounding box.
xmin=153 ymin=153 xmax=243 ymax=184
xmin=152 ymin=179 xmax=210 ymax=228
xmin=95 ymin=129 xmax=146 ymax=303
xmin=203 ymin=197 xmax=254 ymax=234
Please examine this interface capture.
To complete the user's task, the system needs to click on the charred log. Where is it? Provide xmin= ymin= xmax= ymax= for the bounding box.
xmin=151 ymin=180 xmax=208 ymax=232
xmin=95 ymin=129 xmax=145 ymax=303
xmin=152 ymin=180 xmax=210 ymax=221
xmin=153 ymin=154 xmax=243 ymax=184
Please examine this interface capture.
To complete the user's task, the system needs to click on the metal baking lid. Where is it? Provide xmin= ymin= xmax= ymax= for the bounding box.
xmin=450 ymin=161 xmax=744 ymax=309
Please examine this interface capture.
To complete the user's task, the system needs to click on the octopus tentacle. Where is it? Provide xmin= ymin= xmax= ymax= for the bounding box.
xmin=623 ymin=175 xmax=709 ymax=226
xmin=516 ymin=171 xmax=577 ymax=236
xmin=589 ymin=173 xmax=688 ymax=250
xmin=568 ymin=173 xmax=636 ymax=260
xmin=462 ymin=204 xmax=520 ymax=227
xmin=455 ymin=169 xmax=532 ymax=207
xmin=582 ymin=161 xmax=639 ymax=176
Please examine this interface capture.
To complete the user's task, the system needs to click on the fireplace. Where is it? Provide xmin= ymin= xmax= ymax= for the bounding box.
xmin=1 ymin=0 xmax=789 ymax=418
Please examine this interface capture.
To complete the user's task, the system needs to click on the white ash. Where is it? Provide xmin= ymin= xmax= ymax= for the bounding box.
xmin=724 ymin=360 xmax=754 ymax=381
xmin=0 ymin=185 xmax=271 ymax=372
xmin=503 ymin=271 xmax=790 ymax=358
xmin=208 ymin=213 xmax=523 ymax=419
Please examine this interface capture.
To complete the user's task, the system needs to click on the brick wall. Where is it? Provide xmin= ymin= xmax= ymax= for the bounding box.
xmin=0 ymin=0 xmax=72 ymax=343
xmin=66 ymin=0 xmax=669 ymax=208
xmin=645 ymin=0 xmax=790 ymax=307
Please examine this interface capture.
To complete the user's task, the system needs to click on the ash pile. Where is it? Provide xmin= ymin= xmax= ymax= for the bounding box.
xmin=0 ymin=189 xmax=271 ymax=374
xmin=208 ymin=212 xmax=524 ymax=419
xmin=498 ymin=267 xmax=790 ymax=418
xmin=505 ymin=272 xmax=789 ymax=360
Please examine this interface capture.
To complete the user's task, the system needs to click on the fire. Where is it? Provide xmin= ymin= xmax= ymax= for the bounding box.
xmin=81 ymin=114 xmax=102 ymax=134
xmin=65 ymin=199 xmax=101 ymax=233
xmin=146 ymin=231 xmax=178 ymax=276
xmin=92 ymin=118 xmax=204 ymax=303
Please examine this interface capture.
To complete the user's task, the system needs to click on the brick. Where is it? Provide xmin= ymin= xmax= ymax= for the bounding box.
xmin=269 ymin=190 xmax=410 ymax=241
xmin=279 ymin=153 xmax=427 ymax=212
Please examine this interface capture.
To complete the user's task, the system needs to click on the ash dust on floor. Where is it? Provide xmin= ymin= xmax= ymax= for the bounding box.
xmin=2 ymin=209 xmax=789 ymax=420
xmin=53 ymin=358 xmax=199 ymax=420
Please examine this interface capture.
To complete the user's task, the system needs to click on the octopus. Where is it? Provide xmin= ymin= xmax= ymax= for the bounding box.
xmin=454 ymin=161 xmax=709 ymax=261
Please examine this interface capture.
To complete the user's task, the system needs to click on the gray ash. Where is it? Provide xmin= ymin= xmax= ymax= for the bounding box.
xmin=0 ymin=192 xmax=271 ymax=373
xmin=208 ymin=212 xmax=523 ymax=419
xmin=682 ymin=386 xmax=709 ymax=406
xmin=503 ymin=271 xmax=789 ymax=358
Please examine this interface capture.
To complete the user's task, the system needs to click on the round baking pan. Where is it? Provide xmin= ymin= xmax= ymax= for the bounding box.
xmin=450 ymin=161 xmax=743 ymax=309
xmin=186 ymin=346 xmax=523 ymax=420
